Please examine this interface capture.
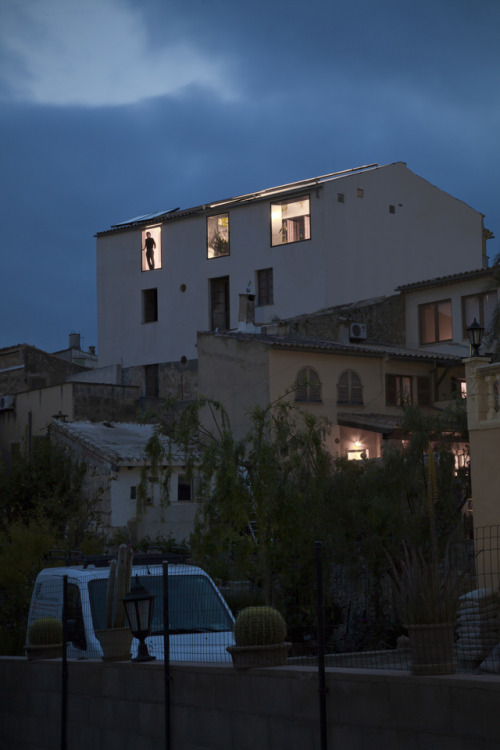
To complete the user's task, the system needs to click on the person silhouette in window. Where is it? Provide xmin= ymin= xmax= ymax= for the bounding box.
xmin=144 ymin=231 xmax=156 ymax=270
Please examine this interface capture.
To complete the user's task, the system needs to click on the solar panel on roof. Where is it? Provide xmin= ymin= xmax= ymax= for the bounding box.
xmin=111 ymin=208 xmax=179 ymax=227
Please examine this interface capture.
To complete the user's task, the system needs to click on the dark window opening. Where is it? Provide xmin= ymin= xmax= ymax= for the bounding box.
xmin=257 ymin=268 xmax=274 ymax=306
xmin=143 ymin=288 xmax=158 ymax=323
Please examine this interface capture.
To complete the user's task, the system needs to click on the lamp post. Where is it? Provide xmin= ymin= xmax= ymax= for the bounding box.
xmin=467 ymin=318 xmax=485 ymax=357
xmin=123 ymin=575 xmax=156 ymax=662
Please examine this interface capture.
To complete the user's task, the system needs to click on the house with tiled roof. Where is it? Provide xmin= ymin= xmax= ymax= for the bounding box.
xmin=197 ymin=326 xmax=468 ymax=462
xmin=50 ymin=419 xmax=194 ymax=543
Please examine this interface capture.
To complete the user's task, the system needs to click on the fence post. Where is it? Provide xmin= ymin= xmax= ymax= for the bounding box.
xmin=61 ymin=574 xmax=68 ymax=750
xmin=163 ymin=562 xmax=171 ymax=750
xmin=315 ymin=541 xmax=328 ymax=750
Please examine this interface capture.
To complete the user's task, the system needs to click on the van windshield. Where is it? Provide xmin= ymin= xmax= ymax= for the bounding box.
xmin=88 ymin=574 xmax=233 ymax=635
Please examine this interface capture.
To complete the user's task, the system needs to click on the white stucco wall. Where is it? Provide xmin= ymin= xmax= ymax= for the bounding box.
xmin=110 ymin=467 xmax=197 ymax=543
xmin=96 ymin=163 xmax=485 ymax=368
xmin=404 ymin=273 xmax=496 ymax=357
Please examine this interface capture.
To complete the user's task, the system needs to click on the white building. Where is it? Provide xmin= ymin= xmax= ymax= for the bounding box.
xmin=96 ymin=162 xmax=488 ymax=369
xmin=50 ymin=420 xmax=195 ymax=543
xmin=399 ymin=268 xmax=497 ymax=361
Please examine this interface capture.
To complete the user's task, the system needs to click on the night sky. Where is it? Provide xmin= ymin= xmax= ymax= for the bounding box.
xmin=1 ymin=0 xmax=499 ymax=354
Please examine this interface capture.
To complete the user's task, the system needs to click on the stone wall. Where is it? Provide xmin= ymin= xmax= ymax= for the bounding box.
xmin=271 ymin=295 xmax=406 ymax=347
xmin=0 ymin=344 xmax=86 ymax=395
xmin=1 ymin=657 xmax=500 ymax=750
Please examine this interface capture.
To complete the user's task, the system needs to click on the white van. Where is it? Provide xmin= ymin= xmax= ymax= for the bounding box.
xmin=27 ymin=555 xmax=235 ymax=661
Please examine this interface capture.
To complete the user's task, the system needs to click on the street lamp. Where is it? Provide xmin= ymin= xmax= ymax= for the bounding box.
xmin=467 ymin=318 xmax=485 ymax=357
xmin=123 ymin=575 xmax=156 ymax=662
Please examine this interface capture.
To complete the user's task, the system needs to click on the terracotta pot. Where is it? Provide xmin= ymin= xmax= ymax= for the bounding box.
xmin=407 ymin=623 xmax=456 ymax=675
xmin=25 ymin=643 xmax=62 ymax=661
xmin=227 ymin=642 xmax=291 ymax=670
xmin=95 ymin=627 xmax=133 ymax=662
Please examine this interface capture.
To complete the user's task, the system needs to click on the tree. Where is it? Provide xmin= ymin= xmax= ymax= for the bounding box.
xmin=140 ymin=397 xmax=335 ymax=605
xmin=0 ymin=437 xmax=105 ymax=654
xmin=140 ymin=397 xmax=469 ymax=649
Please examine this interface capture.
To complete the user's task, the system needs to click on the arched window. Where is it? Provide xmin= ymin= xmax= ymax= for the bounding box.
xmin=337 ymin=370 xmax=363 ymax=405
xmin=295 ymin=367 xmax=322 ymax=402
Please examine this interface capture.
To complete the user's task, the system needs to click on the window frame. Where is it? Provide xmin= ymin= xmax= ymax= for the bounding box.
xmin=270 ymin=195 xmax=311 ymax=246
xmin=295 ymin=366 xmax=322 ymax=403
xmin=461 ymin=290 xmax=498 ymax=339
xmin=386 ymin=374 xmax=413 ymax=407
xmin=144 ymin=363 xmax=159 ymax=398
xmin=141 ymin=225 xmax=162 ymax=272
xmin=337 ymin=369 xmax=363 ymax=405
xmin=142 ymin=288 xmax=158 ymax=323
xmin=257 ymin=268 xmax=274 ymax=306
xmin=207 ymin=213 xmax=230 ymax=259
xmin=177 ymin=473 xmax=193 ymax=502
xmin=418 ymin=299 xmax=453 ymax=345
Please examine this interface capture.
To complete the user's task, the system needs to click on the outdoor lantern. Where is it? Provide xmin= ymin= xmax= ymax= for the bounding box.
xmin=467 ymin=318 xmax=485 ymax=357
xmin=123 ymin=575 xmax=156 ymax=662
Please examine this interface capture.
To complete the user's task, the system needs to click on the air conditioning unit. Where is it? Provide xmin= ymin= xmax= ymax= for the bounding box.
xmin=349 ymin=323 xmax=367 ymax=342
xmin=0 ymin=394 xmax=15 ymax=411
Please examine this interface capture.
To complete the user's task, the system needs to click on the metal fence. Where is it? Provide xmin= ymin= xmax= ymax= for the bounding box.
xmin=20 ymin=530 xmax=500 ymax=749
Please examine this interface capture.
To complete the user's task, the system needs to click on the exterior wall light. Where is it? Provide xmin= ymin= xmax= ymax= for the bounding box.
xmin=123 ymin=575 xmax=156 ymax=662
xmin=467 ymin=318 xmax=485 ymax=357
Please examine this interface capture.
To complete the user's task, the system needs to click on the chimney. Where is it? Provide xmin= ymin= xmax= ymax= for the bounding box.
xmin=69 ymin=332 xmax=81 ymax=350
xmin=238 ymin=293 xmax=255 ymax=326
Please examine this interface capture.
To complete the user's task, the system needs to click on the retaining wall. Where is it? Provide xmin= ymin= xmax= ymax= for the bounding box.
xmin=1 ymin=657 xmax=500 ymax=750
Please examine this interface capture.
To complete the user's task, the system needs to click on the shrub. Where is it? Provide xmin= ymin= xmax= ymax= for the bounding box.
xmin=28 ymin=617 xmax=62 ymax=645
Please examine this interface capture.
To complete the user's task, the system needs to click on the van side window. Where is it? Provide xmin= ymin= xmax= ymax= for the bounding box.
xmin=67 ymin=582 xmax=87 ymax=650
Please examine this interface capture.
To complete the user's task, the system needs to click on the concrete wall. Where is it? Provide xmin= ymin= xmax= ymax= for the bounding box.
xmin=1 ymin=658 xmax=500 ymax=750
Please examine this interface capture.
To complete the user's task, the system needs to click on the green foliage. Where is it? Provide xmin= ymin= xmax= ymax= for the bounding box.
xmin=233 ymin=606 xmax=287 ymax=646
xmin=0 ymin=437 xmax=106 ymax=654
xmin=389 ymin=541 xmax=461 ymax=625
xmin=28 ymin=617 xmax=62 ymax=645
xmin=141 ymin=396 xmax=334 ymax=604
xmin=141 ymin=397 xmax=468 ymax=646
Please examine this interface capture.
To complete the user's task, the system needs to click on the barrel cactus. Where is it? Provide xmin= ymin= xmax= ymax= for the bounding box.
xmin=28 ymin=617 xmax=63 ymax=645
xmin=233 ymin=606 xmax=287 ymax=646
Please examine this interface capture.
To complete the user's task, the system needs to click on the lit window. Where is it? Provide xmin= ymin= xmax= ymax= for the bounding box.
xmin=207 ymin=213 xmax=229 ymax=258
xmin=295 ymin=367 xmax=322 ymax=402
xmin=141 ymin=226 xmax=162 ymax=271
xmin=386 ymin=374 xmax=412 ymax=407
xmin=462 ymin=291 xmax=497 ymax=338
xmin=337 ymin=370 xmax=363 ymax=405
xmin=257 ymin=268 xmax=274 ymax=306
xmin=419 ymin=300 xmax=452 ymax=344
xmin=142 ymin=288 xmax=158 ymax=323
xmin=271 ymin=196 xmax=310 ymax=246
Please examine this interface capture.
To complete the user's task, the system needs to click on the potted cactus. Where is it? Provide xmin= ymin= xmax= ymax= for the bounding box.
xmin=26 ymin=617 xmax=63 ymax=661
xmin=95 ymin=544 xmax=134 ymax=661
xmin=227 ymin=606 xmax=291 ymax=669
